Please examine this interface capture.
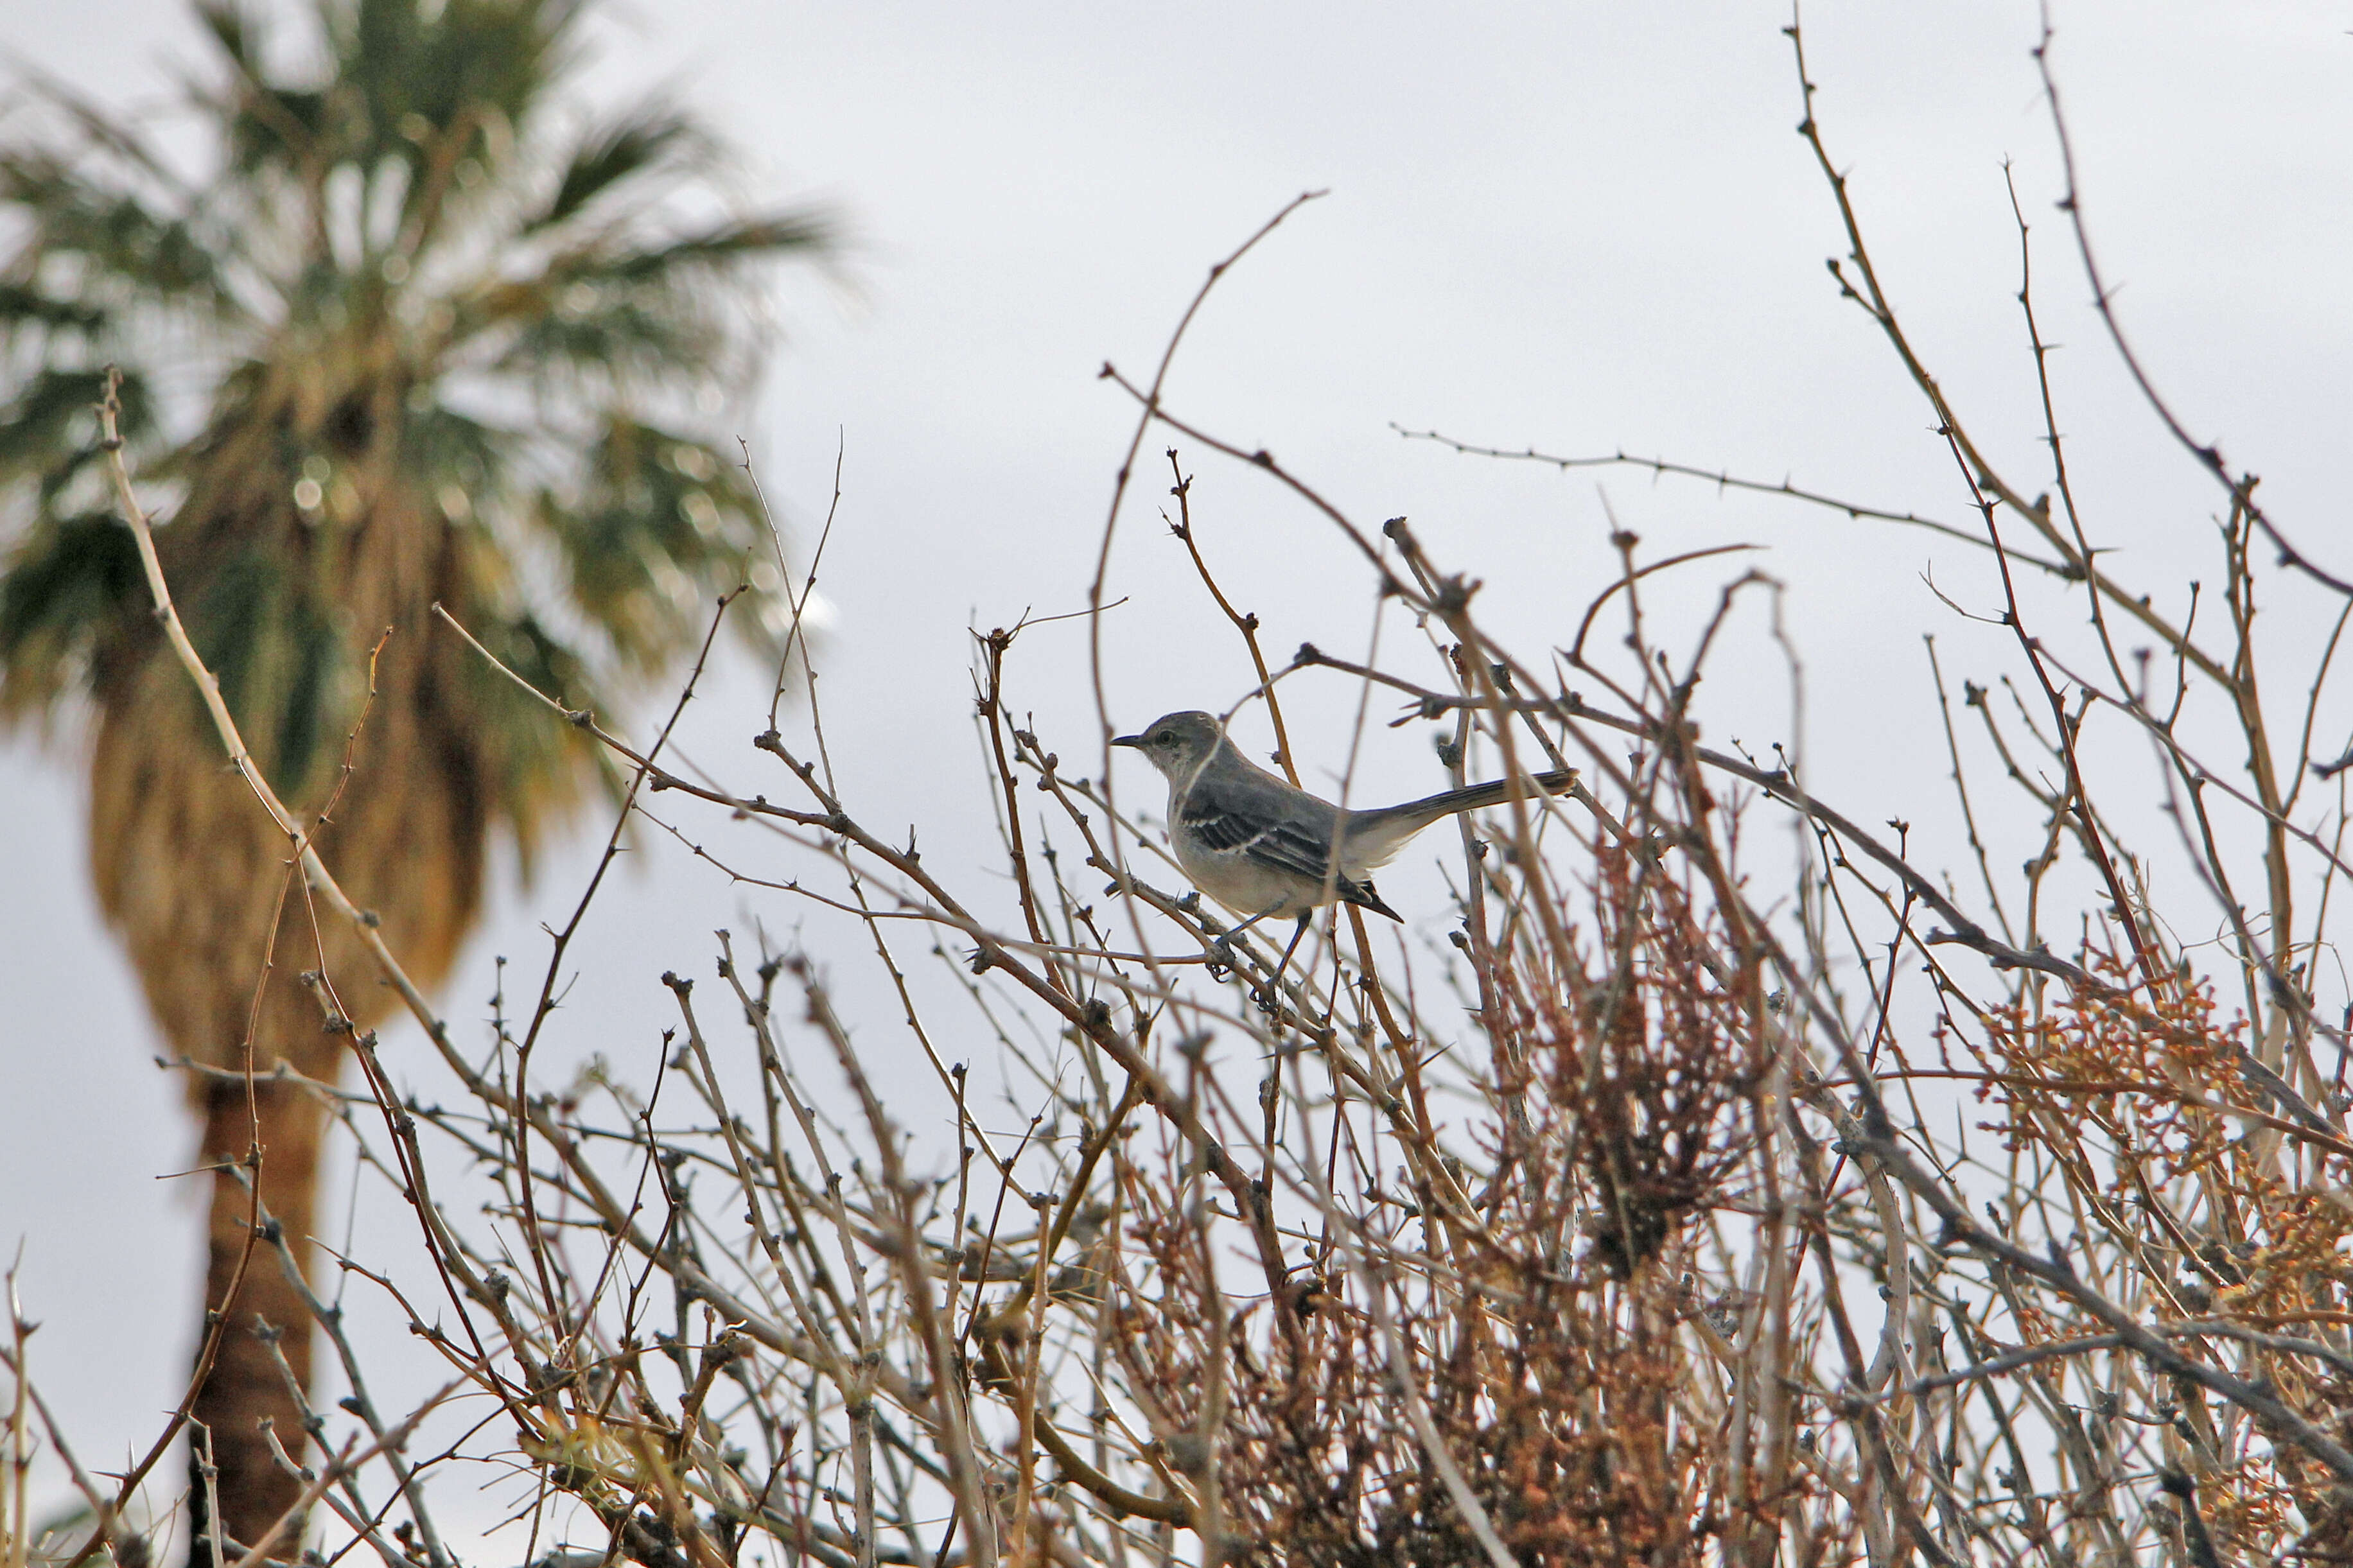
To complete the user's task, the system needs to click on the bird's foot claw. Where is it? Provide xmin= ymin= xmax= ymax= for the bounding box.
xmin=1207 ymin=935 xmax=1242 ymax=979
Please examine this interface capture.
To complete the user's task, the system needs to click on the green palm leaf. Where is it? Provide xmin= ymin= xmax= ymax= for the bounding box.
xmin=3 ymin=0 xmax=829 ymax=783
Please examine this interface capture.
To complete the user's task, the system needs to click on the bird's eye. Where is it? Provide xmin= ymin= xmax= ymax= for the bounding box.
xmin=1151 ymin=731 xmax=1171 ymax=745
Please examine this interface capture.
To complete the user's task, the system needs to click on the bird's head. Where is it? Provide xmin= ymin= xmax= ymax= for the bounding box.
xmin=1111 ymin=710 xmax=1224 ymax=779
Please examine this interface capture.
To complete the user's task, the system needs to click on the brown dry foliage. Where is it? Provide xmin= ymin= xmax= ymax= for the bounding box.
xmin=13 ymin=17 xmax=2353 ymax=1568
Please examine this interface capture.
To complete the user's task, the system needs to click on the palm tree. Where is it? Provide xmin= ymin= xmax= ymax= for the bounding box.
xmin=0 ymin=0 xmax=827 ymax=1552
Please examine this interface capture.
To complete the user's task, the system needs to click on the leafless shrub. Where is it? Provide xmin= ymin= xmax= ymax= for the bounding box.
xmin=9 ymin=14 xmax=2353 ymax=1568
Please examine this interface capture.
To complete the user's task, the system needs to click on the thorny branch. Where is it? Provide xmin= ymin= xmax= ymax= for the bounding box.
xmin=15 ymin=22 xmax=2352 ymax=1568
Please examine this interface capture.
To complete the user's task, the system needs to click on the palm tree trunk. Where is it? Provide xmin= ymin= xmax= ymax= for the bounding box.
xmin=89 ymin=629 xmax=481 ymax=1565
xmin=188 ymin=1074 xmax=325 ymax=1564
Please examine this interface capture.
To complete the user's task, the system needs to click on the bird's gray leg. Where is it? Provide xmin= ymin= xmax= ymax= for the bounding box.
xmin=1263 ymin=913 xmax=1313 ymax=1008
xmin=1210 ymin=903 xmax=1284 ymax=975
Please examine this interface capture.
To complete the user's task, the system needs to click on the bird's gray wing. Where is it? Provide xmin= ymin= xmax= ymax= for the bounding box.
xmin=1181 ymin=795 xmax=1334 ymax=877
xmin=1179 ymin=769 xmax=1329 ymax=867
xmin=1179 ymin=783 xmax=1392 ymax=913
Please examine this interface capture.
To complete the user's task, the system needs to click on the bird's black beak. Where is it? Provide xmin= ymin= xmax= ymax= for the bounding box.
xmin=1110 ymin=733 xmax=1144 ymax=749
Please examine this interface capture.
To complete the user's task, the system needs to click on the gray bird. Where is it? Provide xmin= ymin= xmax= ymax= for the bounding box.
xmin=1113 ymin=710 xmax=1577 ymax=935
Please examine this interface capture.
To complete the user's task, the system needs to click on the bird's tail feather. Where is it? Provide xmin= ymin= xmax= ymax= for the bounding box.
xmin=1358 ymin=769 xmax=1579 ymax=836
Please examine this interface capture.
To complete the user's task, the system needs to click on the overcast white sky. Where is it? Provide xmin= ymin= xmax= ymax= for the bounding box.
xmin=3 ymin=0 xmax=2349 ymax=1538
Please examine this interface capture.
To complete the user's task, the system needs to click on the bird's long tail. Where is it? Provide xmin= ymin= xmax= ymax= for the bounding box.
xmin=1346 ymin=769 xmax=1580 ymax=865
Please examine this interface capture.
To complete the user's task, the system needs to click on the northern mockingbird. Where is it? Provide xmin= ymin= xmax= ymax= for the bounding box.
xmin=1113 ymin=710 xmax=1576 ymax=939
